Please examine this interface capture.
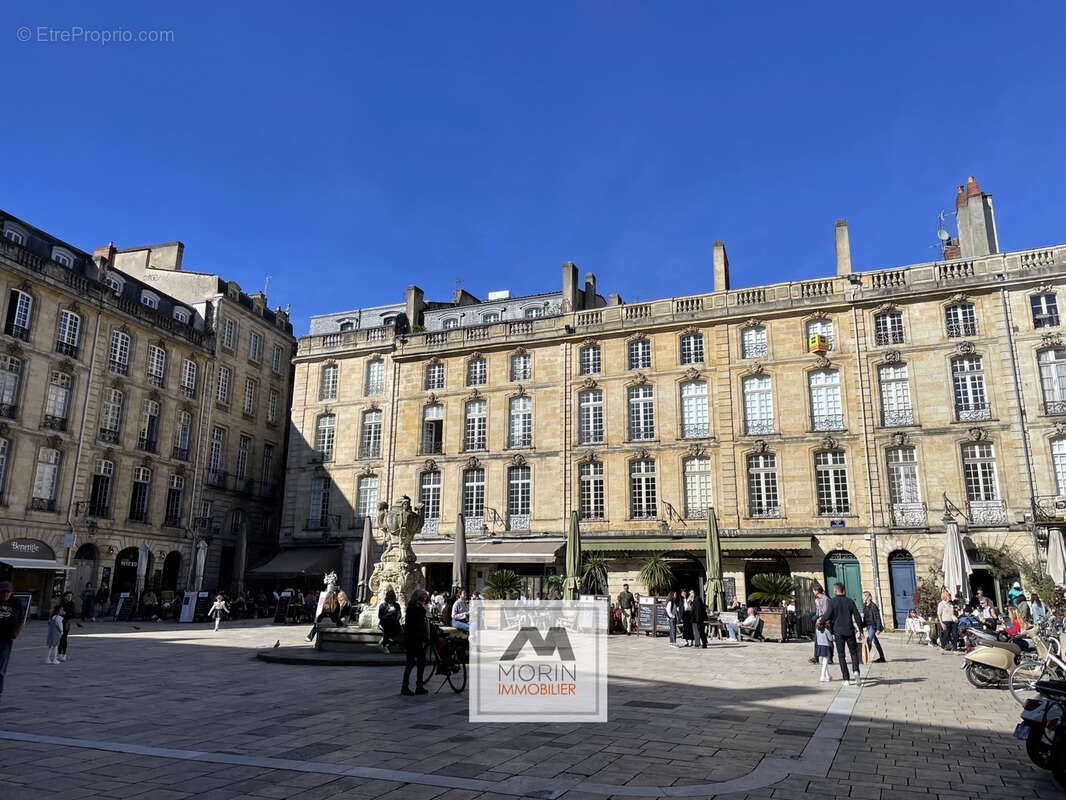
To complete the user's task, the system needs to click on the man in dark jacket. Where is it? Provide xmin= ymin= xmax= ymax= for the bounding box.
xmin=818 ymin=583 xmax=865 ymax=686
xmin=861 ymin=591 xmax=886 ymax=663
xmin=401 ymin=589 xmax=430 ymax=696
xmin=692 ymin=591 xmax=708 ymax=648
xmin=617 ymin=585 xmax=636 ymax=635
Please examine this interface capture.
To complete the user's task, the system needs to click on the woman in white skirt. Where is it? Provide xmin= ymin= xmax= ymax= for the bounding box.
xmin=208 ymin=594 xmax=230 ymax=631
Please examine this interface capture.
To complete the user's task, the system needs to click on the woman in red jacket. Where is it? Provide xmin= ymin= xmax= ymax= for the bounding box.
xmin=1002 ymin=606 xmax=1025 ymax=636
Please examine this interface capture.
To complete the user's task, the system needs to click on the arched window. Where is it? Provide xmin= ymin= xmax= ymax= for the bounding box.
xmin=1032 ymin=294 xmax=1060 ymax=329
xmin=109 ymin=330 xmax=131 ymax=375
xmin=31 ymin=448 xmax=61 ymax=510
xmin=628 ymin=339 xmax=651 ymax=370
xmin=462 ymin=468 xmax=485 ymax=521
xmin=1052 ymin=438 xmax=1066 ymax=496
xmin=463 ymin=400 xmax=486 ymax=451
xmin=579 ymin=461 xmax=605 ymax=520
xmin=945 ymin=302 xmax=978 ymax=338
xmin=482 ymin=311 xmax=500 ymax=324
xmin=56 ymin=310 xmax=81 ymax=357
xmin=172 ymin=307 xmax=190 ymax=324
xmin=951 ymin=356 xmax=989 ymax=421
xmin=104 ymin=274 xmax=124 ymax=293
xmin=510 ymin=352 xmax=531 ymax=381
xmin=579 ymin=344 xmax=601 ymax=375
xmin=1039 ymin=349 xmax=1066 ymax=414
xmin=679 ymin=332 xmax=704 ymax=365
xmin=339 ymin=320 xmax=355 ymax=332
xmin=99 ymin=388 xmax=123 ymax=441
xmin=874 ymin=311 xmax=905 ymax=345
xmin=683 ymin=457 xmax=712 ymax=519
xmin=356 ymin=475 xmax=379 ymax=519
xmin=140 ymin=291 xmax=159 ymax=310
xmin=425 ymin=362 xmax=444 ymax=390
xmin=878 ymin=364 xmax=913 ymax=426
xmin=747 ymin=453 xmax=779 ymax=518
xmin=51 ymin=248 xmax=74 ymax=268
xmin=359 ymin=409 xmax=382 ymax=459
xmin=806 ymin=319 xmax=834 ymax=351
xmin=815 ymin=450 xmax=850 ymax=515
xmin=319 ymin=363 xmax=338 ymax=401
xmin=419 ymin=471 xmax=441 ymax=520
xmin=165 ymin=475 xmax=185 ymax=526
xmin=629 ymin=459 xmax=657 ymax=519
xmin=0 ymin=355 xmax=20 ymax=419
xmin=887 ymin=447 xmax=922 ymax=527
xmin=138 ymin=400 xmax=160 ymax=452
xmin=679 ymin=380 xmax=708 ymax=438
xmin=508 ymin=396 xmax=532 ymax=448
xmin=421 ymin=403 xmax=443 ymax=454
xmin=466 ymin=357 xmax=486 ymax=386
xmin=314 ymin=414 xmax=336 ymax=462
xmin=364 ymin=359 xmax=384 ymax=396
xmin=508 ymin=465 xmax=531 ymax=526
xmin=627 ymin=385 xmax=654 ymax=441
xmin=43 ymin=371 xmax=72 ymax=430
xmin=174 ymin=410 xmax=192 ymax=459
xmin=523 ymin=306 xmax=543 ymax=319
xmin=5 ymin=288 xmax=33 ymax=341
xmin=146 ymin=345 xmax=167 ymax=387
xmin=578 ymin=389 xmax=603 ymax=444
xmin=741 ymin=326 xmax=767 ymax=359
xmin=442 ymin=318 xmax=459 ymax=330
xmin=742 ymin=375 xmax=773 ymax=435
xmin=808 ymin=369 xmax=843 ymax=431
xmin=89 ymin=459 xmax=113 ymax=517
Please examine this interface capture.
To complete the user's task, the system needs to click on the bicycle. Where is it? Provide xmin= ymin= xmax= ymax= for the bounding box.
xmin=1009 ymin=622 xmax=1066 ymax=706
xmin=424 ymin=628 xmax=468 ymax=694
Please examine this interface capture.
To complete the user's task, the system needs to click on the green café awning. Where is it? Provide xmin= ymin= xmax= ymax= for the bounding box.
xmin=583 ymin=535 xmax=813 ymax=554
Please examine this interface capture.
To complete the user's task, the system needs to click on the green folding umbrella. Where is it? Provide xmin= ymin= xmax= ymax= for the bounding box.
xmin=705 ymin=507 xmax=725 ymax=613
xmin=565 ymin=510 xmax=581 ymax=600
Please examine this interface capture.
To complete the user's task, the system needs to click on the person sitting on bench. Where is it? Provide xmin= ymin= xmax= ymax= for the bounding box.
xmin=728 ymin=607 xmax=759 ymax=640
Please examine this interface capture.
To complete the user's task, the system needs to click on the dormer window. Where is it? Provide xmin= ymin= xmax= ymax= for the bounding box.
xmin=2 ymin=224 xmax=27 ymax=245
xmin=383 ymin=316 xmax=397 ymax=327
xmin=524 ymin=307 xmax=543 ymax=319
xmin=482 ymin=312 xmax=501 ymax=324
xmin=172 ymin=307 xmax=190 ymax=324
xmin=339 ymin=320 xmax=355 ymax=332
xmin=442 ymin=318 xmax=459 ymax=330
xmin=51 ymin=247 xmax=74 ymax=268
xmin=141 ymin=291 xmax=159 ymax=310
xmin=104 ymin=275 xmax=124 ymax=294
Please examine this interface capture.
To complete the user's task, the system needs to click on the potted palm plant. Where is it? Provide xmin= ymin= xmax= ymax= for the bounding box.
xmin=580 ymin=555 xmax=609 ymax=596
xmin=639 ymin=555 xmax=674 ymax=596
xmin=747 ymin=573 xmax=795 ymax=642
xmin=483 ymin=569 xmax=522 ymax=600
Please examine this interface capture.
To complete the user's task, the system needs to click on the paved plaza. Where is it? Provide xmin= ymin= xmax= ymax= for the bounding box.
xmin=0 ymin=619 xmax=1056 ymax=799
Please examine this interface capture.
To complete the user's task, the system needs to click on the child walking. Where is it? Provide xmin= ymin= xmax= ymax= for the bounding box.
xmin=209 ymin=594 xmax=229 ymax=632
xmin=45 ymin=605 xmax=65 ymax=664
xmin=815 ymin=619 xmax=833 ymax=681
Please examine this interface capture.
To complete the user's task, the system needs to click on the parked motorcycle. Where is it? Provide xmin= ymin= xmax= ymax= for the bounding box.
xmin=1016 ymin=679 xmax=1066 ymax=788
xmin=963 ymin=627 xmax=1038 ymax=688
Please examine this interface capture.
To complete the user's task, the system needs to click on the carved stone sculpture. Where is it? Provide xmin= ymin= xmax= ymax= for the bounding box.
xmin=367 ymin=496 xmax=426 ymax=606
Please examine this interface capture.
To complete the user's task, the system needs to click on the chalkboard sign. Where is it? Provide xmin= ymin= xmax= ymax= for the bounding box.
xmin=115 ymin=593 xmax=136 ymax=621
xmin=723 ymin=578 xmax=736 ymax=603
xmin=654 ymin=603 xmax=670 ymax=633
xmin=637 ymin=598 xmax=671 ymax=634
xmin=273 ymin=594 xmax=291 ymax=624
xmin=637 ymin=601 xmax=654 ymax=632
xmin=193 ymin=592 xmax=211 ymax=623
xmin=12 ymin=593 xmax=31 ymax=625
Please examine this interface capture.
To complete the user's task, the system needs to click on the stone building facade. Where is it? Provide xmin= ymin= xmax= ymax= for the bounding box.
xmin=282 ymin=178 xmax=1066 ymax=625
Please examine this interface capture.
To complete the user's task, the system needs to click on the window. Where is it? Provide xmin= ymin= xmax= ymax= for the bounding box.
xmin=31 ymin=448 xmax=61 ymax=510
xmin=173 ymin=307 xmax=190 ymax=324
xmin=140 ymin=291 xmax=159 ymax=310
xmin=962 ymin=443 xmax=1000 ymax=502
xmin=272 ymin=344 xmax=283 ymax=373
xmin=952 ymin=356 xmax=990 ymax=421
xmin=315 ymin=414 xmax=336 ymax=462
xmin=747 ymin=453 xmax=779 ymax=518
xmin=89 ymin=460 xmax=112 ymax=518
xmin=365 ymin=359 xmax=384 ymax=395
xmin=808 ymin=370 xmax=843 ymax=431
xmin=680 ymin=381 xmax=709 ymax=438
xmin=629 ymin=459 xmax=657 ymax=519
xmin=248 ymin=331 xmax=262 ymax=362
xmin=174 ymin=411 xmax=192 ymax=460
xmin=879 ymin=364 xmax=913 ymax=426
xmin=627 ymin=385 xmax=655 ymax=440
xmin=222 ymin=319 xmax=236 ymax=349
xmin=319 ymin=364 xmax=338 ymax=401
xmin=887 ymin=447 xmax=921 ymax=520
xmin=104 ymin=275 xmax=124 ymax=293
xmin=463 ymin=400 xmax=487 ymax=451
xmin=359 ymin=409 xmax=382 ymax=458
xmin=180 ymin=359 xmax=197 ymax=399
xmin=579 ymin=344 xmax=601 ymax=375
xmin=680 ymin=333 xmax=704 ymax=365
xmin=216 ymin=366 xmax=231 ymax=405
xmin=309 ymin=477 xmax=330 ymax=529
xmin=806 ymin=319 xmax=835 ymax=351
xmin=462 ymin=468 xmax=485 ymax=519
xmin=56 ymin=310 xmax=80 ymax=357
xmin=579 ymin=461 xmax=605 ymax=520
xmin=261 ymin=444 xmax=276 ymax=494
xmin=741 ymin=326 xmax=767 ymax=359
xmin=243 ymin=378 xmax=257 ymax=415
xmin=742 ymin=375 xmax=774 ymax=435
xmin=1040 ymin=349 xmax=1066 ymax=414
xmin=628 ymin=339 xmax=651 ymax=370
xmin=442 ymin=318 xmax=459 ymax=330
xmin=422 ymin=403 xmax=443 ymax=454
xmin=508 ymin=396 xmax=532 ymax=447
xmin=357 ymin=475 xmax=379 ymax=519
xmin=138 ymin=400 xmax=160 ymax=452
xmin=0 ymin=438 xmax=7 ymax=499
xmin=165 ymin=476 xmax=185 ymax=526
xmin=0 ymin=355 xmax=19 ymax=420
xmin=208 ymin=426 xmax=227 ymax=483
xmin=945 ymin=303 xmax=978 ymax=338
xmin=52 ymin=250 xmax=73 ymax=267
xmin=197 ymin=500 xmax=212 ymax=527
xmin=482 ymin=312 xmax=500 ymax=324
xmin=683 ymin=457 xmax=712 ymax=519
xmin=466 ymin=357 xmax=486 ymax=387
xmin=5 ymin=289 xmax=32 ymax=341
xmin=339 ymin=321 xmax=355 ymax=332
xmin=3 ymin=228 xmax=24 ymax=245
xmin=146 ymin=345 xmax=167 ymax=387
xmin=874 ymin=311 xmax=905 ymax=345
xmin=43 ymin=372 xmax=72 ymax=430
xmin=815 ymin=451 xmax=851 ymax=515
xmin=524 ymin=307 xmax=543 ymax=319
xmin=268 ymin=389 xmax=279 ymax=424
xmin=1053 ymin=439 xmax=1066 ymax=496
xmin=425 ymin=362 xmax=444 ymax=390
xmin=236 ymin=436 xmax=251 ymax=481
xmin=508 ymin=466 xmax=531 ymax=518
xmin=100 ymin=388 xmax=123 ymax=441
xmin=126 ymin=467 xmax=153 ymax=520
xmin=578 ymin=389 xmax=603 ymax=444
xmin=419 ymin=471 xmax=441 ymax=520
xmin=1033 ymin=294 xmax=1061 ymax=328
xmin=510 ymin=353 xmax=531 ymax=381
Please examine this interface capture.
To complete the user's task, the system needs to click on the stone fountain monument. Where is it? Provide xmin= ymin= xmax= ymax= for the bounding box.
xmin=357 ymin=495 xmax=425 ymax=626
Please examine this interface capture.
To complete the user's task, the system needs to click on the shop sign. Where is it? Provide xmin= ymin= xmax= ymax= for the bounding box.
xmin=0 ymin=538 xmax=56 ymax=560
xmin=829 ymin=520 xmax=845 ymax=528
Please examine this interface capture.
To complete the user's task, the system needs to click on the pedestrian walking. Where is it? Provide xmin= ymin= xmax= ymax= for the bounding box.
xmin=861 ymin=591 xmax=886 ymax=663
xmin=58 ymin=591 xmax=75 ymax=662
xmin=617 ymin=584 xmax=636 ymax=636
xmin=401 ymin=589 xmax=430 ymax=696
xmin=208 ymin=594 xmax=229 ymax=631
xmin=692 ymin=590 xmax=708 ymax=648
xmin=94 ymin=582 xmax=110 ymax=621
xmin=0 ymin=581 xmax=24 ymax=701
xmin=80 ymin=583 xmax=95 ymax=622
xmin=815 ymin=619 xmax=833 ymax=681
xmin=46 ymin=605 xmax=65 ymax=665
xmin=681 ymin=591 xmax=694 ymax=646
xmin=665 ymin=591 xmax=679 ymax=646
xmin=810 ymin=585 xmax=832 ymax=665
xmin=818 ymin=583 xmax=864 ymax=686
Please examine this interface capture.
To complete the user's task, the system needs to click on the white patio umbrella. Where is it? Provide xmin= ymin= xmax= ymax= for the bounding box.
xmin=942 ymin=504 xmax=972 ymax=599
xmin=1047 ymin=528 xmax=1066 ymax=586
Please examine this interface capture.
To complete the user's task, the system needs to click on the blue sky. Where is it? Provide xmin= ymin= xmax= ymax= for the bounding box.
xmin=4 ymin=2 xmax=1066 ymax=335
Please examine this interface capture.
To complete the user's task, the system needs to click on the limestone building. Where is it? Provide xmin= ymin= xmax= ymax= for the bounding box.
xmin=282 ymin=177 xmax=1066 ymax=625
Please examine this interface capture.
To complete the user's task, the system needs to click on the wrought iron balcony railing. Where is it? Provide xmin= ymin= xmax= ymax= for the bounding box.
xmin=42 ymin=415 xmax=67 ymax=432
xmin=882 ymin=408 xmax=915 ymax=427
xmin=681 ymin=423 xmax=711 ymax=439
xmin=180 ymin=384 xmax=196 ymax=399
xmin=172 ymin=446 xmax=189 ymax=461
xmin=818 ymin=502 xmax=851 ymax=516
xmin=508 ymin=514 xmax=531 ymax=531
xmin=29 ymin=497 xmax=56 ymax=512
xmin=749 ymin=505 xmax=781 ymax=519
xmin=109 ymin=360 xmax=128 ymax=376
xmin=955 ymin=402 xmax=991 ymax=422
xmin=890 ymin=502 xmax=927 ymax=528
xmin=0 ymin=403 xmax=16 ymax=420
xmin=744 ymin=420 xmax=775 ymax=436
xmin=811 ymin=415 xmax=845 ymax=432
xmin=206 ymin=470 xmax=228 ymax=488
xmin=98 ymin=428 xmax=120 ymax=444
xmin=967 ymin=499 xmax=1006 ymax=527
xmin=55 ymin=341 xmax=79 ymax=358
xmin=136 ymin=436 xmax=157 ymax=454
xmin=358 ymin=444 xmax=382 ymax=459
xmin=874 ymin=330 xmax=905 ymax=346
xmin=628 ymin=426 xmax=656 ymax=441
xmin=1045 ymin=400 xmax=1066 ymax=416
xmin=508 ymin=434 xmax=532 ymax=448
xmin=8 ymin=324 xmax=29 ymax=342
xmin=946 ymin=322 xmax=978 ymax=338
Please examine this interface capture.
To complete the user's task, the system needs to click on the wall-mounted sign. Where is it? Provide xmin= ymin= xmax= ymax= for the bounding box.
xmin=829 ymin=520 xmax=846 ymax=528
xmin=0 ymin=538 xmax=55 ymax=560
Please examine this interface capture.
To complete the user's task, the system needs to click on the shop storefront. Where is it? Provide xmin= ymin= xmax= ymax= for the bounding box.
xmin=247 ymin=546 xmax=342 ymax=592
xmin=0 ymin=537 xmax=73 ymax=619
xmin=413 ymin=538 xmax=563 ymax=596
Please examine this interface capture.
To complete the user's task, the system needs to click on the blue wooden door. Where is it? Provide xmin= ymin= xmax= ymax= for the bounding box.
xmin=889 ymin=557 xmax=917 ymax=628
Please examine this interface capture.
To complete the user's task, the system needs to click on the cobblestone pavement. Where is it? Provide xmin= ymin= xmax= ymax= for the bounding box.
xmin=0 ymin=620 xmax=1056 ymax=799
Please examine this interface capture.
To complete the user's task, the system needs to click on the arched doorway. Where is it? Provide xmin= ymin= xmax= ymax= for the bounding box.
xmin=887 ymin=549 xmax=916 ymax=628
xmin=112 ymin=547 xmax=140 ymax=599
xmin=824 ymin=550 xmax=863 ymax=607
xmin=665 ymin=553 xmax=705 ymax=597
xmin=72 ymin=543 xmax=99 ymax=600
xmin=161 ymin=551 xmax=181 ymax=593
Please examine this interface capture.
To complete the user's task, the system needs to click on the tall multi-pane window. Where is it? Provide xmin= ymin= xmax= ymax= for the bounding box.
xmin=243 ymin=378 xmax=257 ymax=416
xmin=1039 ymin=349 xmax=1066 ymax=414
xmin=462 ymin=468 xmax=485 ymax=519
xmin=180 ymin=359 xmax=197 ymax=398
xmin=1032 ymin=294 xmax=1060 ymax=328
xmin=510 ymin=353 xmax=531 ymax=381
xmin=425 ymin=362 xmax=444 ymax=390
xmin=138 ymin=400 xmax=160 ymax=452
xmin=679 ymin=333 xmax=704 ymax=365
xmin=1052 ymin=439 xmax=1066 ymax=496
xmin=359 ymin=409 xmax=382 ymax=458
xmin=680 ymin=381 xmax=709 ymax=438
xmin=5 ymin=289 xmax=32 ymax=340
xmin=43 ymin=372 xmax=72 ymax=430
xmin=165 ymin=475 xmax=185 ymax=526
xmin=815 ymin=451 xmax=851 ymax=515
xmin=357 ymin=475 xmax=379 ymax=519
xmin=236 ymin=436 xmax=251 ymax=483
xmin=579 ymin=345 xmax=601 ymax=375
xmin=0 ymin=356 xmax=19 ymax=418
xmin=962 ymin=443 xmax=999 ymax=501
xmin=742 ymin=375 xmax=774 ymax=435
xmin=806 ymin=319 xmax=835 ymax=351
xmin=683 ymin=457 xmax=712 ymax=519
xmin=89 ymin=459 xmax=112 ymax=517
xmin=216 ymin=366 xmax=231 ymax=405
xmin=808 ymin=370 xmax=843 ymax=431
xmin=272 ymin=344 xmax=283 ymax=373
xmin=146 ymin=345 xmax=166 ymax=387
xmin=268 ymin=389 xmax=279 ymax=423
xmin=508 ymin=396 xmax=532 ymax=447
xmin=421 ymin=404 xmax=443 ymax=454
xmin=945 ymin=303 xmax=978 ymax=338
xmin=174 ymin=411 xmax=192 ymax=460
xmin=952 ymin=356 xmax=990 ymax=421
xmin=419 ymin=471 xmax=441 ymax=520
xmin=578 ymin=389 xmax=603 ymax=444
xmin=208 ymin=427 xmax=227 ymax=481
xmin=628 ymin=339 xmax=651 ymax=370
xmin=315 ymin=414 xmax=336 ymax=461
xmin=365 ymin=359 xmax=384 ymax=395
xmin=627 ymin=386 xmax=655 ymax=440
xmin=319 ymin=364 xmax=338 ymax=401
xmin=309 ymin=477 xmax=330 ymax=528
xmin=464 ymin=400 xmax=486 ymax=451
xmin=873 ymin=311 xmax=905 ymax=345
xmin=508 ymin=466 xmax=531 ymax=519
xmin=31 ymin=448 xmax=60 ymax=510
xmin=741 ymin=326 xmax=767 ymax=359
xmin=261 ymin=444 xmax=275 ymax=494
xmin=0 ymin=438 xmax=8 ymax=499
xmin=466 ymin=358 xmax=486 ymax=386
xmin=248 ymin=331 xmax=262 ymax=362
xmin=55 ymin=310 xmax=81 ymax=356
xmin=579 ymin=461 xmax=605 ymax=520
xmin=100 ymin=389 xmax=123 ymax=441
xmin=879 ymin=364 xmax=913 ymax=426
xmin=128 ymin=467 xmax=151 ymax=522
xmin=629 ymin=459 xmax=657 ymax=519
xmin=747 ymin=453 xmax=779 ymax=518
xmin=109 ymin=330 xmax=130 ymax=375
xmin=222 ymin=319 xmax=236 ymax=349
xmin=887 ymin=447 xmax=921 ymax=526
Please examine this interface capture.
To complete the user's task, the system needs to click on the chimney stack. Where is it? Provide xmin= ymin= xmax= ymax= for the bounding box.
xmin=583 ymin=272 xmax=597 ymax=310
xmin=561 ymin=261 xmax=581 ymax=312
xmin=834 ymin=219 xmax=852 ymax=275
xmin=712 ymin=241 xmax=730 ymax=292
xmin=93 ymin=241 xmax=116 ymax=267
xmin=405 ymin=285 xmax=425 ymax=328
xmin=954 ymin=175 xmax=999 ymax=259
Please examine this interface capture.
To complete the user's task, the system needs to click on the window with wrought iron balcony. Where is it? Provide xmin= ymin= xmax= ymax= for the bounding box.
xmin=172 ymin=446 xmax=189 ymax=461
xmin=955 ymin=402 xmax=991 ymax=422
xmin=817 ymin=500 xmax=851 ymax=516
xmin=109 ymin=359 xmax=128 ymax=376
xmin=744 ymin=420 xmax=774 ymax=436
xmin=42 ymin=414 xmax=67 ymax=432
xmin=881 ymin=408 xmax=914 ymax=426
xmin=749 ymin=503 xmax=781 ymax=519
xmin=0 ymin=402 xmax=15 ymax=420
xmin=811 ymin=415 xmax=845 ymax=432
xmin=358 ymin=442 xmax=381 ymax=460
xmin=147 ymin=373 xmax=165 ymax=388
xmin=55 ymin=340 xmax=79 ymax=358
xmin=681 ymin=423 xmax=710 ymax=439
xmin=206 ymin=469 xmax=228 ymax=488
xmin=508 ymin=432 xmax=532 ymax=448
xmin=945 ymin=321 xmax=978 ymax=338
xmin=629 ymin=424 xmax=655 ymax=441
xmin=136 ymin=434 xmax=157 ymax=454
xmin=7 ymin=324 xmax=30 ymax=342
xmin=462 ymin=433 xmax=486 ymax=452
xmin=890 ymin=502 xmax=926 ymax=527
xmin=180 ymin=384 xmax=196 ymax=399
xmin=29 ymin=497 xmax=57 ymax=512
xmin=87 ymin=501 xmax=110 ymax=519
